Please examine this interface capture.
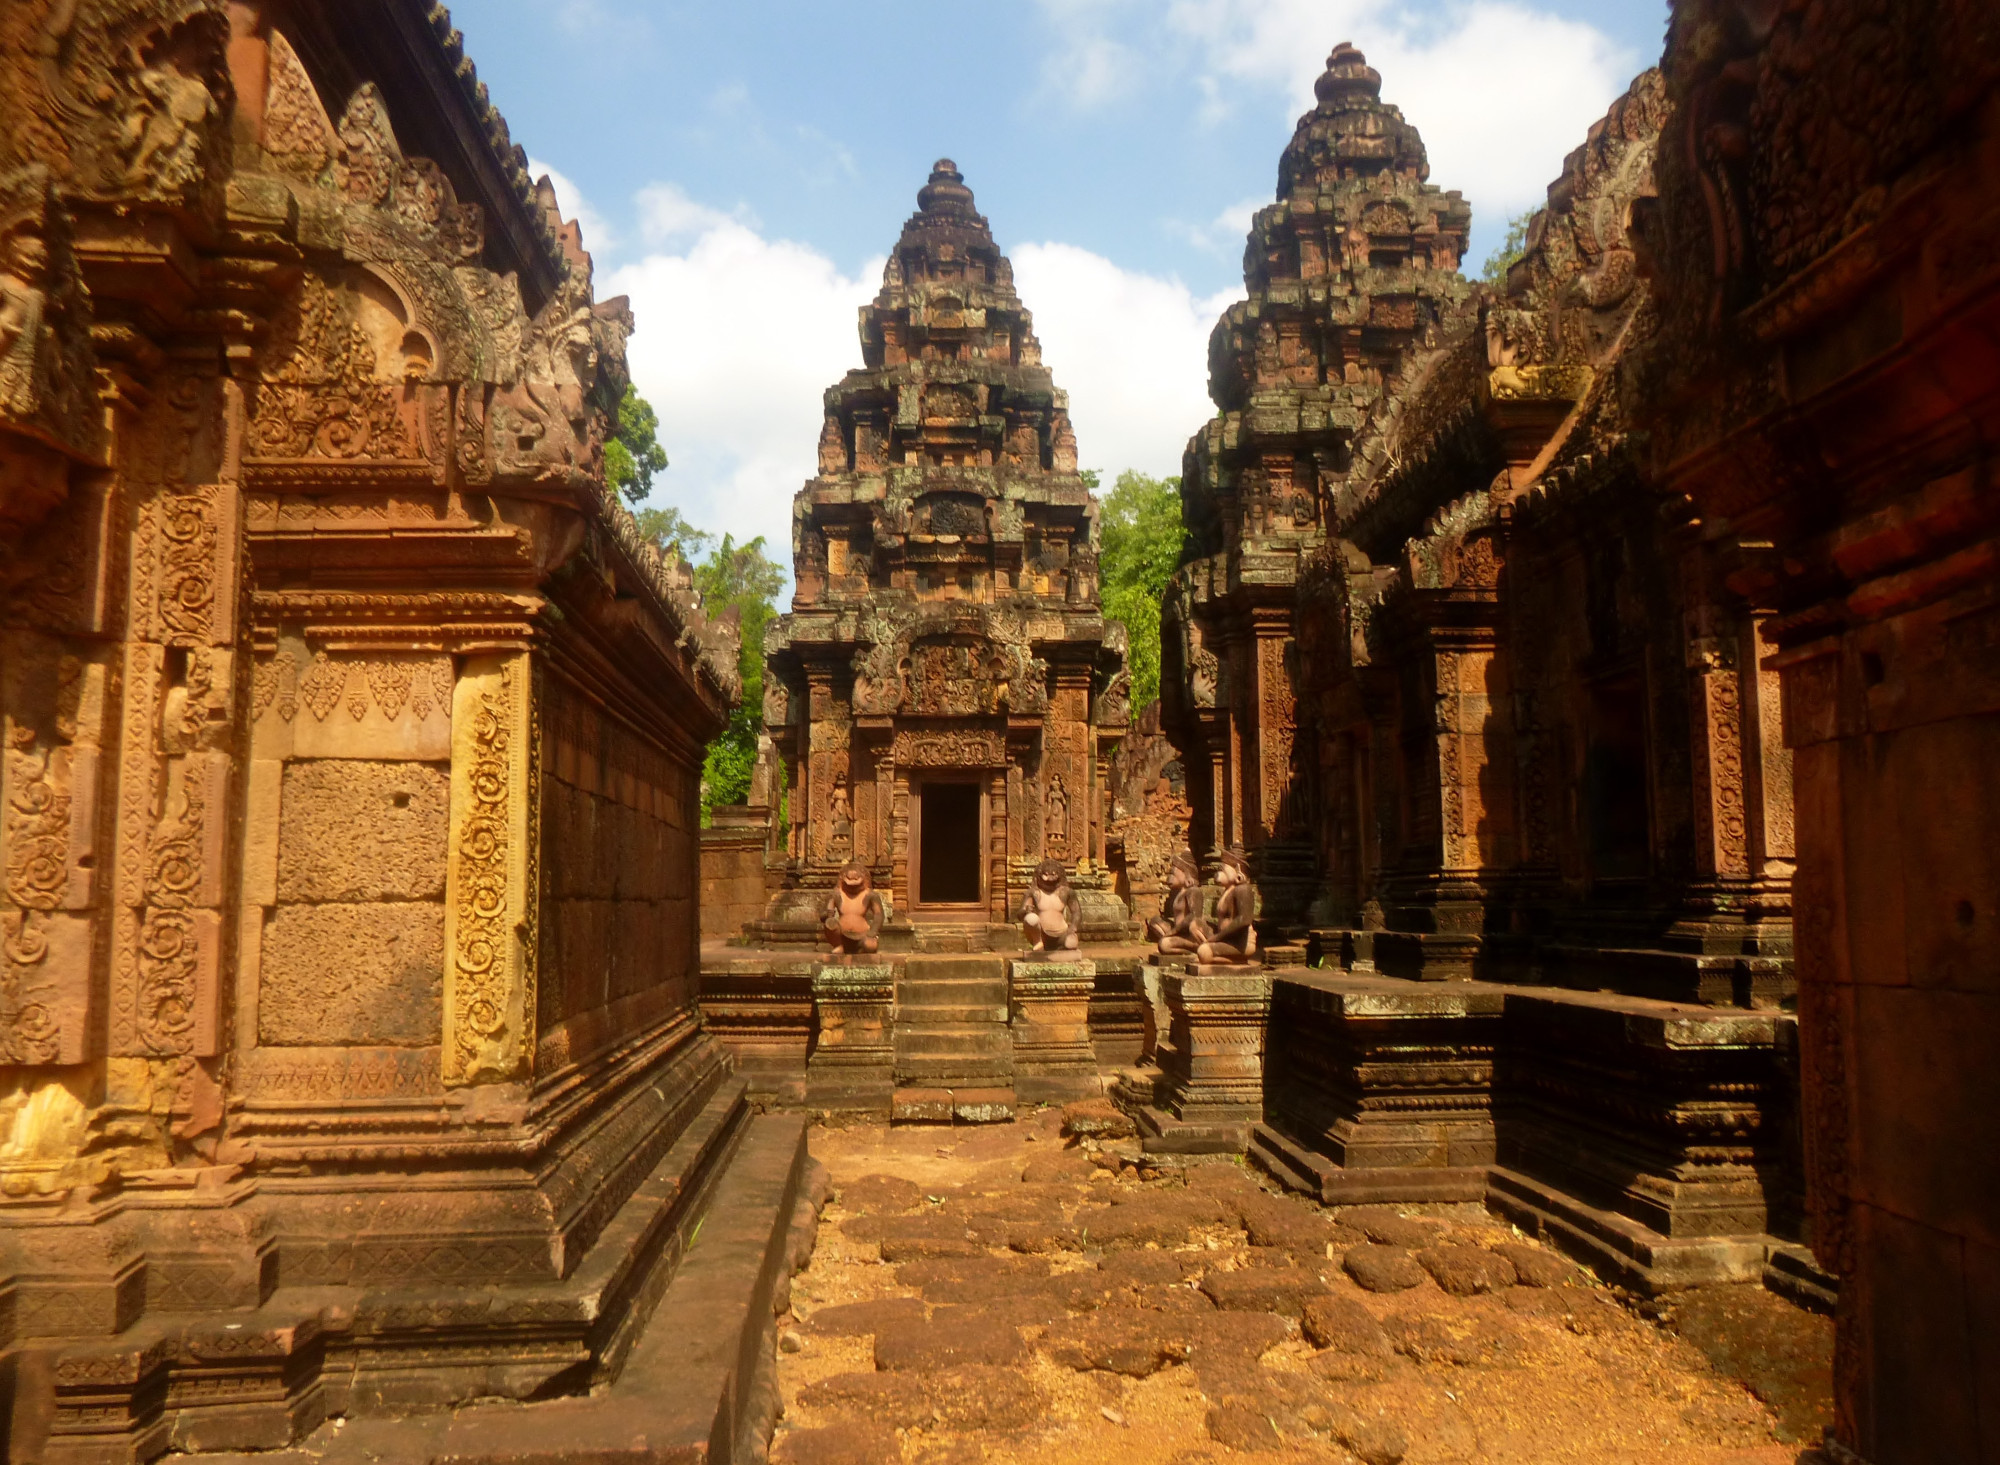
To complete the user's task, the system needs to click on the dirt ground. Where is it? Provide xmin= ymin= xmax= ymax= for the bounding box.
xmin=769 ymin=1105 xmax=1832 ymax=1465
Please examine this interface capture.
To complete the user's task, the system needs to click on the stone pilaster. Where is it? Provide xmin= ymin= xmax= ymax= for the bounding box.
xmin=442 ymin=653 xmax=538 ymax=1086
xmin=1009 ymin=958 xmax=1098 ymax=1102
xmin=1132 ymin=967 xmax=1272 ymax=1153
xmin=805 ymin=962 xmax=896 ymax=1114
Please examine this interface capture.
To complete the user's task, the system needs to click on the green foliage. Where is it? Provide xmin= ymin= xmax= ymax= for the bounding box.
xmin=606 ymin=383 xmax=668 ymax=502
xmin=635 ymin=503 xmax=714 ymax=561
xmin=1481 ymin=210 xmax=1535 ymax=285
xmin=694 ymin=534 xmax=787 ymax=820
xmin=1095 ymin=469 xmax=1185 ymax=712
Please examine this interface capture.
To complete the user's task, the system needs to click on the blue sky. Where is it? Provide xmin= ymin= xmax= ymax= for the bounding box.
xmin=446 ymin=0 xmax=1669 ymax=561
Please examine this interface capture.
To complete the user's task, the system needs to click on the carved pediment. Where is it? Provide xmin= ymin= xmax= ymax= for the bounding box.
xmin=916 ymin=491 xmax=987 ymax=538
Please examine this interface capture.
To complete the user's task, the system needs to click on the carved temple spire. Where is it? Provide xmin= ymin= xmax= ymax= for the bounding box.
xmin=761 ymin=160 xmax=1129 ymax=936
xmin=1278 ymin=42 xmax=1432 ymax=198
xmin=1160 ymin=41 xmax=1474 ymax=918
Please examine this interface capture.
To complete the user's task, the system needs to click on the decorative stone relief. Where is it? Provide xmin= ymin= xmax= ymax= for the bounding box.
xmin=442 ymin=655 xmax=536 ymax=1084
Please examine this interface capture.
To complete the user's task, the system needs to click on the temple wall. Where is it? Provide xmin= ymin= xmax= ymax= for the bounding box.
xmin=1638 ymin=3 xmax=2000 ymax=1456
xmin=535 ymin=667 xmax=702 ymax=1074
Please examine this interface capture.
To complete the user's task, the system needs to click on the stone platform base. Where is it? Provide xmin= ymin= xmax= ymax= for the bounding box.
xmin=1763 ymin=1244 xmax=1839 ymax=1314
xmin=1132 ymin=1103 xmax=1257 ymax=1155
xmin=891 ymin=1086 xmax=1016 ymax=1124
xmin=200 ymin=1117 xmax=814 ymax=1465
xmin=1015 ymin=1073 xmax=1104 ymax=1104
xmin=1248 ymin=1123 xmax=1488 ymax=1204
xmin=1487 ymin=1166 xmax=1771 ymax=1295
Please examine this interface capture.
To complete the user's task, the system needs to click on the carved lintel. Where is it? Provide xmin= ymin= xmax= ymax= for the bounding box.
xmin=890 ymin=728 xmax=1004 ymax=767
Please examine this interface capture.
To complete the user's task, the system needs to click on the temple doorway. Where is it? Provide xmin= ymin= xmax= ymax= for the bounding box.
xmin=914 ymin=779 xmax=983 ymax=907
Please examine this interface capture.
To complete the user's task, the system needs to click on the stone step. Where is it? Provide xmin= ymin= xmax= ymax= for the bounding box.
xmin=896 ymin=1001 xmax=1007 ymax=1024
xmin=894 ymin=1053 xmax=1014 ymax=1084
xmin=892 ymin=1086 xmax=1015 ymax=1124
xmin=912 ymin=926 xmax=995 ymax=954
xmin=898 ymin=977 xmax=1008 ymax=1006
xmin=902 ymin=955 xmax=1007 ymax=985
xmin=894 ymin=1026 xmax=1012 ymax=1058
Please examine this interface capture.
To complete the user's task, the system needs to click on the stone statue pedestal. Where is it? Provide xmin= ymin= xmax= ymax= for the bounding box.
xmin=1131 ymin=969 xmax=1272 ymax=1154
xmin=1010 ymin=959 xmax=1100 ymax=1102
xmin=805 ymin=962 xmax=896 ymax=1115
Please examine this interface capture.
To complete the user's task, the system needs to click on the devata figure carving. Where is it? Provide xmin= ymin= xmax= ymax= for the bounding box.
xmin=1145 ymin=849 xmax=1208 ymax=955
xmin=1197 ymin=846 xmax=1257 ymax=966
xmin=1021 ymin=857 xmax=1082 ymax=961
xmin=821 ymin=862 xmax=884 ymax=960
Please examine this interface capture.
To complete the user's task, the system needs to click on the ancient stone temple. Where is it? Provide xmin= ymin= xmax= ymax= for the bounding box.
xmin=0 ymin=3 xmax=817 ymax=1457
xmin=1139 ymin=45 xmax=1810 ymax=1306
xmin=756 ymin=160 xmax=1131 ymax=944
xmin=1161 ymin=44 xmax=1472 ymax=925
xmin=1295 ymin=64 xmax=1795 ymax=998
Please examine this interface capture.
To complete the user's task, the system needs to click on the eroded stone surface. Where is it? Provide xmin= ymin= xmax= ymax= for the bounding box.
xmin=258 ymin=902 xmax=444 ymax=1046
xmin=1343 ymin=1243 xmax=1427 ymax=1294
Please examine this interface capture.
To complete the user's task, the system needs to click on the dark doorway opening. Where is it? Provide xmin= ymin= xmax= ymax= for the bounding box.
xmin=918 ymin=781 xmax=983 ymax=905
xmin=1584 ymin=678 xmax=1652 ymax=880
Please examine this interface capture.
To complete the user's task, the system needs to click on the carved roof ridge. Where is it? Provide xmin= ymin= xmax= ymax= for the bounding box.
xmin=421 ymin=2 xmax=569 ymax=286
xmin=597 ymin=489 xmax=743 ymax=704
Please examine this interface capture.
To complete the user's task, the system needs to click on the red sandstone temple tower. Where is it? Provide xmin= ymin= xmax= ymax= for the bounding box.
xmin=1161 ymin=45 xmax=1472 ymax=927
xmin=755 ymin=161 xmax=1131 ymax=946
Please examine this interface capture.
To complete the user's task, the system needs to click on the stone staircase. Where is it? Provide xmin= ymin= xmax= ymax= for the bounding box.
xmin=892 ymin=955 xmax=1015 ymax=1122
xmin=909 ymin=921 xmax=997 ymax=953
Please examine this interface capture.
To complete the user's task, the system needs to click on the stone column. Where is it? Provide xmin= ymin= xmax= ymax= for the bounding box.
xmin=1133 ymin=967 xmax=1272 ymax=1153
xmin=805 ymin=961 xmax=895 ymax=1114
xmin=1010 ymin=958 xmax=1098 ymax=1102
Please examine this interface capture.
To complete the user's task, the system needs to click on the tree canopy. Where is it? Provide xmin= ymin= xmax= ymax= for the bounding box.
xmin=1095 ymin=469 xmax=1185 ymax=712
xmin=605 ymin=382 xmax=668 ymax=502
xmin=606 ymin=383 xmax=714 ymax=559
xmin=694 ymin=533 xmax=787 ymax=820
xmin=1480 ymin=210 xmax=1535 ymax=285
xmin=602 ymin=384 xmax=783 ymax=819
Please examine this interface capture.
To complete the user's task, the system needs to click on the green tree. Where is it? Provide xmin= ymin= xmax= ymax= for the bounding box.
xmin=635 ymin=503 xmax=714 ymax=561
xmin=605 ymin=383 xmax=668 ymax=502
xmin=605 ymin=384 xmax=713 ymax=557
xmin=1095 ymin=469 xmax=1185 ymax=712
xmin=694 ymin=533 xmax=787 ymax=820
xmin=1481 ymin=210 xmax=1535 ymax=285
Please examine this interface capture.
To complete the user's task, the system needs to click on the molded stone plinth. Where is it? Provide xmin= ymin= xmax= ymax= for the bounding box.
xmin=806 ymin=963 xmax=896 ymax=1114
xmin=1010 ymin=958 xmax=1099 ymax=1102
xmin=1255 ymin=971 xmax=1500 ymax=1193
xmin=1133 ymin=969 xmax=1271 ymax=1154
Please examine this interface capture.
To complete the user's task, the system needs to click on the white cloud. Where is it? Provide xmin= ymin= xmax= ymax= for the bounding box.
xmin=1012 ymin=242 xmax=1235 ymax=480
xmin=1034 ymin=0 xmax=1637 ymax=259
xmin=602 ymin=204 xmax=881 ymax=562
xmin=1167 ymin=195 xmax=1265 ymax=258
xmin=1169 ymin=0 xmax=1636 ymax=223
xmin=1033 ymin=0 xmax=1146 ymax=107
xmin=634 ymin=182 xmax=751 ymax=246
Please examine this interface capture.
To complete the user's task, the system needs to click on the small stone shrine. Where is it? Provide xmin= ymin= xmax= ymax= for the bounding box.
xmin=0 ymin=3 xmax=817 ymax=1457
xmin=755 ymin=161 xmax=1132 ymax=945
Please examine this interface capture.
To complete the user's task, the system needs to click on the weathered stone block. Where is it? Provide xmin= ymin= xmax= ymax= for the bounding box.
xmin=276 ymin=760 xmax=449 ymax=903
xmin=1010 ymin=957 xmax=1097 ymax=1102
xmin=258 ymin=902 xmax=444 ymax=1045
